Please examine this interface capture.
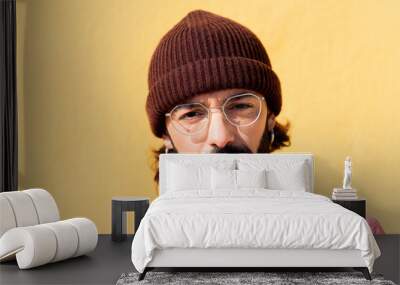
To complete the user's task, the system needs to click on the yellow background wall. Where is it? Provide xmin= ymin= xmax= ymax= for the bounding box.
xmin=16 ymin=0 xmax=400 ymax=234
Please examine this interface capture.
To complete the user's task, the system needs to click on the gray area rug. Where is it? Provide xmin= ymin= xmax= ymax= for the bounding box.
xmin=116 ymin=271 xmax=396 ymax=285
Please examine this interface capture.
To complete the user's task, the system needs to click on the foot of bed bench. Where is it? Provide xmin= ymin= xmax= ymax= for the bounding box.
xmin=354 ymin=267 xmax=371 ymax=280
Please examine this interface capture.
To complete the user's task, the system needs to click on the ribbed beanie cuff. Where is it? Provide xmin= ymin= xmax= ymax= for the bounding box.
xmin=146 ymin=10 xmax=282 ymax=138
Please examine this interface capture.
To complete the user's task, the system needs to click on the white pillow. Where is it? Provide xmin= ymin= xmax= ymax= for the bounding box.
xmin=211 ymin=168 xmax=267 ymax=190
xmin=167 ymin=162 xmax=210 ymax=191
xmin=236 ymin=169 xmax=267 ymax=188
xmin=237 ymin=159 xmax=308 ymax=191
xmin=211 ymin=168 xmax=236 ymax=190
xmin=265 ymin=162 xmax=307 ymax=191
xmin=167 ymin=160 xmax=236 ymax=192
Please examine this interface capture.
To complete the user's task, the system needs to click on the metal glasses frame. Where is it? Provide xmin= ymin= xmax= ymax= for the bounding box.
xmin=165 ymin=92 xmax=265 ymax=136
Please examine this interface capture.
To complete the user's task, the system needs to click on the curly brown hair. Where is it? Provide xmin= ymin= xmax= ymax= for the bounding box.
xmin=149 ymin=119 xmax=291 ymax=188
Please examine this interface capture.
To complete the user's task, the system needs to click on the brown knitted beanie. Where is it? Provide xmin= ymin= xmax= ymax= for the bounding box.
xmin=146 ymin=9 xmax=282 ymax=138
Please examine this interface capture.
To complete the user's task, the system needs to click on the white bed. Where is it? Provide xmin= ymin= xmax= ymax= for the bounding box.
xmin=131 ymin=153 xmax=380 ymax=281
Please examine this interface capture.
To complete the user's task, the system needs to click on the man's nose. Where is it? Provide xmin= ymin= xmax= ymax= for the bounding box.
xmin=206 ymin=109 xmax=235 ymax=149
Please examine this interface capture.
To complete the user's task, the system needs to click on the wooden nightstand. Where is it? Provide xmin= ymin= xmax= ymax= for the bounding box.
xmin=332 ymin=198 xmax=366 ymax=218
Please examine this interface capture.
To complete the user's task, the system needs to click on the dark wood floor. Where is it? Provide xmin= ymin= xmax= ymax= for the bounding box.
xmin=0 ymin=234 xmax=398 ymax=285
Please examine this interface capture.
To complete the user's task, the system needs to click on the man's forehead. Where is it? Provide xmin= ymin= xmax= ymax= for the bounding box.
xmin=185 ymin=88 xmax=253 ymax=104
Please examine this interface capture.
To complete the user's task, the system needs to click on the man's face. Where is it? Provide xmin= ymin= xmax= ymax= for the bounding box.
xmin=164 ymin=88 xmax=272 ymax=153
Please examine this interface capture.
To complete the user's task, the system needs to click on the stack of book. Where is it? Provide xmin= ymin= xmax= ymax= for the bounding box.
xmin=332 ymin=188 xmax=358 ymax=200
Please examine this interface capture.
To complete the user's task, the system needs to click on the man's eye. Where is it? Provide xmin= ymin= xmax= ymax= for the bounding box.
xmin=179 ymin=111 xmax=206 ymax=120
xmin=228 ymin=103 xmax=253 ymax=110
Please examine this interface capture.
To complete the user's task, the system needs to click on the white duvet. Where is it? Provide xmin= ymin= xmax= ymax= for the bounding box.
xmin=131 ymin=189 xmax=380 ymax=273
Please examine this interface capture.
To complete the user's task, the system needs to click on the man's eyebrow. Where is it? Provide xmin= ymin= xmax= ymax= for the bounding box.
xmin=187 ymin=90 xmax=250 ymax=105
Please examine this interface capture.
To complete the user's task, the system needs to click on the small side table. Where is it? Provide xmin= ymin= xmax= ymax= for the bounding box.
xmin=332 ymin=198 xmax=366 ymax=218
xmin=112 ymin=196 xmax=149 ymax=242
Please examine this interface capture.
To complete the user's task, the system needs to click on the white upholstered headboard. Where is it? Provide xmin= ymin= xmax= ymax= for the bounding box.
xmin=159 ymin=153 xmax=314 ymax=195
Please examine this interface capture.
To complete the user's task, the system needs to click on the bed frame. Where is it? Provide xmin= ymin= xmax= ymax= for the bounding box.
xmin=139 ymin=153 xmax=371 ymax=281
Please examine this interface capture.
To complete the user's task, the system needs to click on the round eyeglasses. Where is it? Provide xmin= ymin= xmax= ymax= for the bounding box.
xmin=165 ymin=92 xmax=265 ymax=136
